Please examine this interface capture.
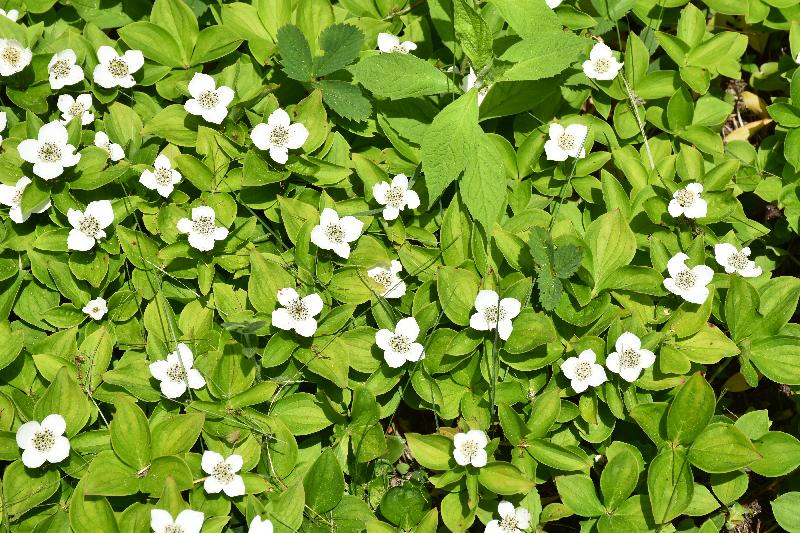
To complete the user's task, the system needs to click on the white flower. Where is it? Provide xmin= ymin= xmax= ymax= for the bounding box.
xmin=377 ymin=33 xmax=417 ymax=54
xmin=82 ymin=297 xmax=107 ymax=320
xmin=0 ymin=8 xmax=19 ymax=21
xmin=469 ymin=290 xmax=521 ymax=341
xmin=93 ymin=46 xmax=143 ymax=89
xmin=149 ymin=343 xmax=206 ymax=399
xmin=605 ymin=332 xmax=656 ymax=383
xmin=663 ymin=252 xmax=714 ymax=304
xmin=714 ymin=243 xmax=761 ymax=278
xmin=150 ymin=509 xmax=204 ymax=533
xmin=668 ymin=183 xmax=707 ymax=219
xmin=48 ymin=49 xmax=84 ymax=90
xmin=249 ymin=517 xmax=273 ymax=533
xmin=373 ymin=174 xmax=420 ymax=220
xmin=0 ymin=39 xmax=31 ymax=76
xmin=16 ymin=414 xmax=70 ymax=468
xmin=453 ymin=429 xmax=488 ymax=468
xmin=368 ymin=260 xmax=406 ymax=299
xmin=67 ymin=200 xmax=114 ymax=251
xmin=310 ymin=208 xmax=363 ymax=259
xmin=184 ymin=73 xmax=234 ymax=124
xmin=17 ymin=121 xmax=81 ymax=180
xmin=486 ymin=501 xmax=531 ymax=533
xmin=94 ymin=131 xmax=124 ymax=161
xmin=582 ymin=43 xmax=623 ymax=81
xmin=544 ymin=123 xmax=588 ymax=161
xmin=546 ymin=0 xmax=562 ymax=7
xmin=376 ymin=317 xmax=424 ymax=368
xmin=271 ymin=288 xmax=323 ymax=337
xmin=176 ymin=206 xmax=228 ymax=252
xmin=201 ymin=451 xmax=245 ymax=497
xmin=250 ymin=108 xmax=308 ymax=164
xmin=140 ymin=155 xmax=182 ymax=198
xmin=0 ymin=176 xmax=51 ymax=223
xmin=462 ymin=67 xmax=490 ymax=106
xmin=57 ymin=94 xmax=94 ymax=125
xmin=561 ymin=349 xmax=607 ymax=393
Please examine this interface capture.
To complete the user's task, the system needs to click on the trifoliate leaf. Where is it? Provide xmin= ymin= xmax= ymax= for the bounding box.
xmin=277 ymin=24 xmax=314 ymax=81
xmin=553 ymin=244 xmax=583 ymax=279
xmin=528 ymin=226 xmax=553 ymax=267
xmin=537 ymin=267 xmax=562 ymax=312
xmin=315 ymin=23 xmax=364 ymax=77
xmin=318 ymin=80 xmax=372 ymax=122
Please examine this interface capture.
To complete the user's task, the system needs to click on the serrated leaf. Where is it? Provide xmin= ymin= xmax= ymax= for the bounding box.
xmin=460 ymin=134 xmax=507 ymax=230
xmin=528 ymin=226 xmax=553 ymax=266
xmin=453 ymin=0 xmax=493 ymax=70
xmin=349 ymin=53 xmax=453 ymax=99
xmin=553 ymin=244 xmax=583 ymax=278
xmin=537 ymin=267 xmax=562 ymax=311
xmin=277 ymin=24 xmax=313 ymax=81
xmin=315 ymin=23 xmax=364 ymax=77
xmin=318 ymin=80 xmax=372 ymax=122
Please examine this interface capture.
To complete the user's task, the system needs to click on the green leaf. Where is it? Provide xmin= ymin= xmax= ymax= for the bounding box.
xmin=527 ymin=439 xmax=592 ymax=471
xmin=772 ymin=492 xmax=800 ymax=533
xmin=118 ymin=22 xmax=184 ymax=67
xmin=460 ymin=133 xmax=508 ymax=230
xmin=248 ymin=250 xmax=295 ymax=314
xmin=536 ymin=267 xmax=562 ymax=311
xmin=478 ymin=462 xmax=535 ymax=495
xmin=600 ymin=449 xmax=639 ymax=510
xmin=34 ymin=366 xmax=91 ymax=437
xmin=3 ymin=461 xmax=60 ymax=520
xmin=667 ymin=372 xmax=716 ymax=445
xmin=150 ymin=0 xmax=198 ymax=65
xmin=277 ymin=24 xmax=313 ymax=81
xmin=318 ymin=80 xmax=372 ymax=122
xmin=749 ymin=336 xmax=800 ymax=385
xmin=303 ymin=449 xmax=345 ymax=514
xmin=688 ymin=423 xmax=761 ymax=473
xmin=647 ymin=448 xmax=694 ymax=524
xmin=555 ymin=474 xmax=606 ymax=517
xmin=142 ymin=105 xmax=199 ymax=147
xmin=585 ymin=210 xmax=636 ymax=293
xmin=453 ymin=0 xmax=493 ymax=70
xmin=350 ymin=53 xmax=453 ymax=99
xmin=750 ymin=431 xmax=800 ymax=477
xmin=405 ymin=433 xmax=453 ymax=470
xmin=191 ymin=26 xmax=244 ymax=65
xmin=350 ymin=387 xmax=387 ymax=462
xmin=315 ymin=23 xmax=364 ymax=77
xmin=436 ymin=266 xmax=480 ymax=326
xmin=150 ymin=412 xmax=205 ymax=458
xmin=110 ymin=397 xmax=151 ymax=470
xmin=552 ymin=244 xmax=583 ymax=279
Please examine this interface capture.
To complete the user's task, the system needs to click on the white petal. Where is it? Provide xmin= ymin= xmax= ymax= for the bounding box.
xmin=46 ymin=436 xmax=70 ymax=463
xmin=578 ymin=349 xmax=596 ymax=364
xmin=39 ymin=121 xmax=69 ymax=145
xmin=560 ymin=357 xmax=579 ymax=379
xmin=192 ymin=206 xmax=215 ymax=220
xmin=122 ymin=50 xmax=144 ymax=73
xmin=469 ymin=312 xmax=490 ymax=331
xmin=373 ymin=182 xmax=390 ymax=205
xmin=668 ymin=199 xmax=684 ymax=217
xmin=202 ymin=106 xmax=228 ymax=125
xmin=466 ymin=429 xmax=488 ymax=448
xmin=41 ymin=414 xmax=67 ymax=436
xmin=216 ymin=86 xmax=235 ymax=107
xmin=453 ymin=448 xmax=469 ymax=466
xmin=404 ymin=190 xmax=420 ymax=209
xmin=17 ymin=139 xmax=39 ymax=163
xmin=33 ymin=162 xmax=65 ymax=181
xmin=22 ymin=448 xmax=47 ymax=468
xmin=226 ymin=454 xmax=244 ymax=472
xmin=666 ymin=253 xmax=689 ymax=278
xmin=271 ymin=308 xmax=294 ymax=331
xmin=150 ymin=509 xmax=175 ymax=533
xmin=161 ymin=379 xmax=187 ymax=399
xmin=619 ymin=367 xmax=642 ymax=383
xmin=302 ymin=293 xmax=324 ymax=316
xmin=332 ymin=242 xmax=351 ymax=259
xmin=544 ymin=139 xmax=568 ymax=161
xmin=187 ymin=369 xmax=205 ymax=389
xmin=222 ymin=475 xmax=245 ymax=497
xmin=188 ymin=232 xmax=215 ymax=251
xmin=293 ymin=318 xmax=317 ymax=337
xmin=149 ymin=360 xmax=170 ymax=381
xmin=277 ymin=287 xmax=300 ymax=306
xmin=269 ymin=146 xmax=288 ymax=164
xmin=471 ymin=449 xmax=488 ymax=467
xmin=377 ymin=33 xmax=400 ymax=53
xmin=176 ymin=218 xmax=193 ymax=234
xmin=67 ymin=230 xmax=95 ymax=251
xmin=339 ymin=216 xmax=363 ymax=242
xmin=96 ymin=46 xmax=119 ymax=64
xmin=615 ymin=331 xmax=641 ymax=353
xmin=285 ymin=123 xmax=308 ymax=149
xmin=474 ymin=290 xmax=499 ymax=312
xmin=500 ymin=298 xmax=521 ymax=319
xmin=375 ymin=329 xmax=394 ymax=351
xmin=57 ymin=94 xmax=75 ymax=114
xmin=175 ymin=510 xmax=204 ymax=533
xmin=16 ymin=421 xmax=40 ymax=448
xmin=188 ymin=72 xmax=215 ymax=97
xmin=497 ymin=319 xmax=514 ymax=341
xmin=683 ymin=198 xmax=707 ymax=219
xmin=638 ymin=349 xmax=656 ymax=369
xmin=85 ymin=200 xmax=114 ymax=228
xmin=692 ymin=265 xmax=714 ymax=286
xmin=395 ymin=317 xmax=420 ymax=340
xmin=250 ymin=123 xmax=271 ymax=150
xmin=201 ymin=450 xmax=224 ymax=474
xmin=605 ymin=352 xmax=621 ymax=374
xmin=571 ymin=379 xmax=589 ymax=394
xmin=683 ymin=285 xmax=709 ymax=305
xmin=405 ymin=343 xmax=424 ymax=362
xmin=267 ymin=108 xmax=290 ymax=128
xmin=497 ymin=501 xmax=516 ymax=519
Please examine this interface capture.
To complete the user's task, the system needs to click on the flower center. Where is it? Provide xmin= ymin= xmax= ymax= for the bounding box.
xmin=324 ymin=223 xmax=344 ymax=244
xmin=12 ymin=189 xmax=22 ymax=206
xmin=728 ymin=251 xmax=749 ymax=271
xmin=192 ymin=216 xmax=215 ymax=236
xmin=557 ymin=133 xmax=576 ymax=151
xmin=574 ymin=361 xmax=592 ymax=380
xmin=107 ymin=58 xmax=129 ymax=78
xmin=269 ymin=125 xmax=289 ymax=147
xmin=50 ymin=59 xmax=71 ymax=79
xmin=675 ymin=269 xmax=696 ymax=291
xmin=211 ymin=461 xmax=235 ymax=484
xmin=78 ymin=216 xmax=100 ymax=236
xmin=390 ymin=44 xmax=409 ymax=54
xmin=389 ymin=334 xmax=410 ymax=353
xmin=68 ymin=102 xmax=85 ymax=117
xmin=166 ymin=363 xmax=186 ymax=383
xmin=459 ymin=440 xmax=479 ymax=460
xmin=593 ymin=58 xmax=610 ymax=73
xmin=483 ymin=305 xmax=507 ymax=326
xmin=2 ymin=45 xmax=20 ymax=66
xmin=154 ymin=167 xmax=173 ymax=186
xmin=675 ymin=188 xmax=695 ymax=208
xmin=197 ymin=90 xmax=219 ymax=109
xmin=287 ymin=299 xmax=309 ymax=321
xmin=164 ymin=526 xmax=184 ymax=533
xmin=620 ymin=348 xmax=640 ymax=369
xmin=38 ymin=142 xmax=63 ymax=163
xmin=385 ymin=186 xmax=406 ymax=208
xmin=372 ymin=270 xmax=393 ymax=288
xmin=499 ymin=514 xmax=519 ymax=532
xmin=32 ymin=429 xmax=55 ymax=452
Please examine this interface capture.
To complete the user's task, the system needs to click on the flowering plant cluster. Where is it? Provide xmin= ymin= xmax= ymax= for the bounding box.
xmin=1 ymin=1 xmax=800 ymax=532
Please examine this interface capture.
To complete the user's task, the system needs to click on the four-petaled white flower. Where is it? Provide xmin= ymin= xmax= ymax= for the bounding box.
xmin=67 ymin=200 xmax=114 ymax=251
xmin=0 ymin=39 xmax=32 ymax=76
xmin=16 ymin=414 xmax=70 ymax=468
xmin=271 ymin=288 xmax=323 ymax=337
xmin=377 ymin=33 xmax=417 ymax=54
xmin=93 ymin=46 xmax=143 ymax=89
xmin=561 ymin=349 xmax=607 ymax=393
xmin=544 ymin=123 xmax=588 ymax=161
xmin=605 ymin=332 xmax=656 ymax=383
xmin=486 ymin=501 xmax=531 ymax=533
xmin=462 ymin=67 xmax=490 ymax=106
xmin=250 ymin=108 xmax=308 ymax=164
xmin=150 ymin=509 xmax=204 ymax=533
xmin=469 ymin=290 xmax=521 ymax=341
xmin=714 ymin=243 xmax=761 ymax=278
xmin=0 ymin=8 xmax=19 ymax=21
xmin=17 ymin=121 xmax=81 ymax=180
xmin=668 ymin=183 xmax=707 ymax=219
xmin=310 ymin=208 xmax=363 ymax=259
xmin=663 ymin=252 xmax=714 ymax=304
xmin=249 ymin=517 xmax=274 ymax=533
xmin=376 ymin=317 xmax=424 ymax=368
xmin=184 ymin=73 xmax=235 ymax=124
xmin=149 ymin=343 xmax=206 ymax=399
xmin=453 ymin=429 xmax=488 ymax=468
xmin=373 ymin=174 xmax=420 ymax=220
xmin=201 ymin=451 xmax=245 ymax=497
xmin=368 ymin=260 xmax=406 ymax=299
xmin=0 ymin=176 xmax=51 ymax=223
xmin=140 ymin=154 xmax=182 ymax=198
xmin=177 ymin=206 xmax=228 ymax=252
xmin=83 ymin=297 xmax=107 ymax=320
xmin=48 ymin=49 xmax=84 ymax=90
xmin=94 ymin=131 xmax=125 ymax=161
xmin=583 ymin=43 xmax=623 ymax=81
xmin=57 ymin=94 xmax=94 ymax=125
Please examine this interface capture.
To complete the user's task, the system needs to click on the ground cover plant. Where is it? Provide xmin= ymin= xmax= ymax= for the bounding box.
xmin=0 ymin=0 xmax=800 ymax=531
